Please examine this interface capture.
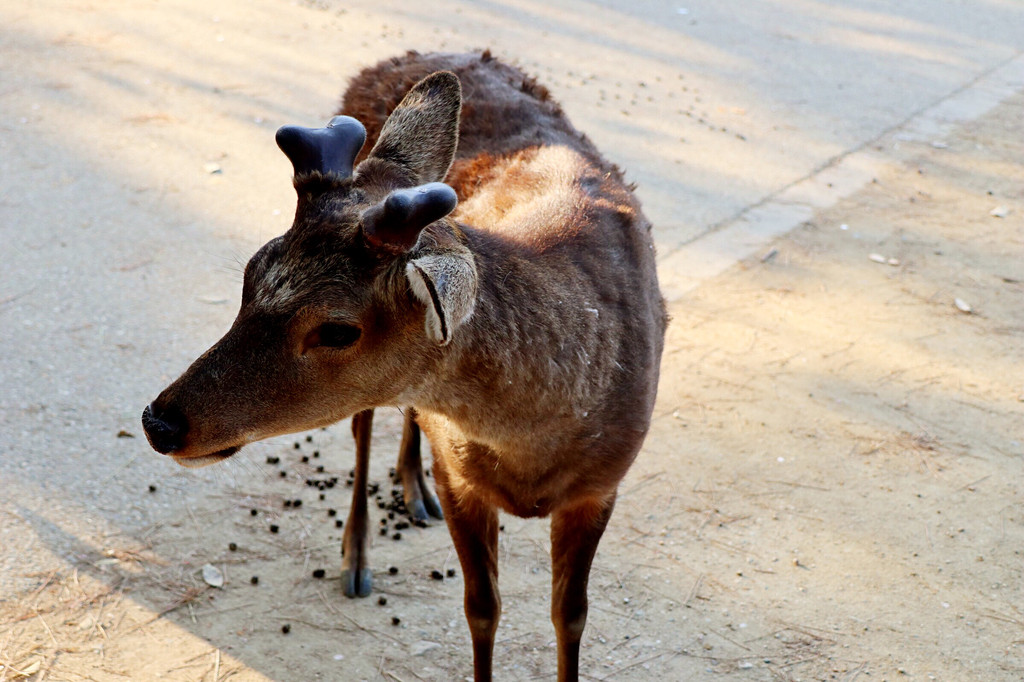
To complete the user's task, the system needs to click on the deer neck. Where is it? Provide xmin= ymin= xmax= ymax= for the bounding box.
xmin=409 ymin=224 xmax=592 ymax=450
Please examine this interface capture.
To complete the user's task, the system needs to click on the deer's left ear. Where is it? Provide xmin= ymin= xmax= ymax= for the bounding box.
xmin=405 ymin=249 xmax=477 ymax=346
xmin=368 ymin=71 xmax=461 ymax=184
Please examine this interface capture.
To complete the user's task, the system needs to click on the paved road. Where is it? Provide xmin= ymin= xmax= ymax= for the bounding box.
xmin=1 ymin=0 xmax=1022 ymax=593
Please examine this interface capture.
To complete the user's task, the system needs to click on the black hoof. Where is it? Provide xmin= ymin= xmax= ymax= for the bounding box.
xmin=423 ymin=491 xmax=444 ymax=520
xmin=409 ymin=492 xmax=444 ymax=523
xmin=341 ymin=567 xmax=373 ymax=598
xmin=409 ymin=499 xmax=429 ymax=523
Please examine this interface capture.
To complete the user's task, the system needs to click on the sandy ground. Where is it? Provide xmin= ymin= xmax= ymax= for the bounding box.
xmin=2 ymin=1 xmax=1023 ymax=681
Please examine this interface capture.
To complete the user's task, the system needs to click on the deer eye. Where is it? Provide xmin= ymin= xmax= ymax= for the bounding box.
xmin=305 ymin=322 xmax=361 ymax=350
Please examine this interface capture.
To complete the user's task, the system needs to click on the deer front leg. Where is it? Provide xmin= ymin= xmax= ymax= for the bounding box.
xmin=341 ymin=409 xmax=374 ymax=597
xmin=435 ymin=464 xmax=500 ymax=681
xmin=550 ymin=493 xmax=616 ymax=682
xmin=396 ymin=408 xmax=444 ymax=522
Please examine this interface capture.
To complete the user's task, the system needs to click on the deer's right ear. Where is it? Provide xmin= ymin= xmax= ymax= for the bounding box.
xmin=367 ymin=71 xmax=461 ymax=184
xmin=406 ymin=249 xmax=477 ymax=346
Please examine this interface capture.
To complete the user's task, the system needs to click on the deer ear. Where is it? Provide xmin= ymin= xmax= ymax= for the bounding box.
xmin=405 ymin=250 xmax=477 ymax=346
xmin=368 ymin=71 xmax=461 ymax=183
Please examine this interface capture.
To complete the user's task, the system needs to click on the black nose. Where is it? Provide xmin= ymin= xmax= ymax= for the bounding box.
xmin=142 ymin=402 xmax=189 ymax=454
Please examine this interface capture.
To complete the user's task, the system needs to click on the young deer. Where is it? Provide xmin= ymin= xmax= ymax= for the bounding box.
xmin=142 ymin=51 xmax=666 ymax=681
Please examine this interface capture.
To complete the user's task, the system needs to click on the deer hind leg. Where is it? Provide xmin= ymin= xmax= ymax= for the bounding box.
xmin=434 ymin=464 xmax=500 ymax=682
xmin=341 ymin=409 xmax=374 ymax=597
xmin=550 ymin=493 xmax=616 ymax=682
xmin=395 ymin=408 xmax=444 ymax=522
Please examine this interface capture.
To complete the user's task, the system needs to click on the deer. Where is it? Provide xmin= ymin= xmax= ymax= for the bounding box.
xmin=142 ymin=50 xmax=666 ymax=681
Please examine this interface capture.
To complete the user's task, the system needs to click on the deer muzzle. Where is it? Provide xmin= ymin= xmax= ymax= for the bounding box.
xmin=141 ymin=401 xmax=241 ymax=467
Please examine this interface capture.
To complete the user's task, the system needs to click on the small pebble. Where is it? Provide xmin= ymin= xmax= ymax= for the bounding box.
xmin=281 ymin=624 xmax=291 ymax=634
xmin=306 ymin=435 xmax=313 ymax=442
xmin=316 ymin=465 xmax=324 ymax=473
xmin=388 ymin=566 xmax=399 ymax=575
xmin=312 ymin=569 xmax=325 ymax=579
xmin=378 ymin=596 xmax=387 ymax=606
xmin=292 ymin=499 xmax=302 ymax=508
xmin=335 ymin=520 xmax=343 ymax=528
xmin=328 ymin=509 xmax=337 ymax=516
xmin=431 ymin=570 xmax=444 ymax=581
xmin=270 ymin=524 xmax=279 ymax=533
xmin=250 ymin=575 xmax=259 ymax=585
xmin=313 ymin=450 xmax=320 ymax=458
xmin=266 ymin=456 xmax=279 ymax=464
xmin=392 ymin=532 xmax=402 ymax=540
xmin=319 ymin=493 xmax=325 ymax=500
xmin=379 ymin=527 xmax=387 ymax=536
xmin=293 ymin=442 xmax=300 ymax=449
xmin=279 ymin=471 xmax=287 ymax=478
xmin=391 ymin=616 xmax=401 ymax=626
xmin=447 ymin=568 xmax=456 ymax=578
xmin=284 ymin=500 xmax=292 ymax=508
xmin=250 ymin=509 xmax=258 ymax=516
xmin=228 ymin=542 xmax=238 ymax=551
xmin=148 ymin=485 xmax=157 ymax=493
xmin=301 ymin=455 xmax=309 ymax=463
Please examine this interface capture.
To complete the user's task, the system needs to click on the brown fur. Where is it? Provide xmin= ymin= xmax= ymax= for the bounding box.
xmin=144 ymin=51 xmax=666 ymax=681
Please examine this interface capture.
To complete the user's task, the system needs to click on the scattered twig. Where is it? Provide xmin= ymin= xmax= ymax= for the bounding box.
xmin=315 ymin=589 xmax=339 ymax=615
xmin=683 ymin=574 xmax=704 ymax=606
xmin=32 ymin=610 xmax=58 ymax=648
xmin=621 ymin=471 xmax=665 ymax=499
xmin=708 ymin=628 xmax=752 ymax=652
xmin=763 ymin=479 xmax=831 ymax=491
xmin=599 ymin=651 xmax=678 ymax=680
xmin=843 ymin=662 xmax=868 ymax=682
xmin=186 ymin=505 xmax=202 ymax=535
xmin=958 ymin=475 xmax=990 ymax=491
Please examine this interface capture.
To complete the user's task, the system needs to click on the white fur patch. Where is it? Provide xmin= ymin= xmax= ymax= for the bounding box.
xmin=254 ymin=262 xmax=300 ymax=311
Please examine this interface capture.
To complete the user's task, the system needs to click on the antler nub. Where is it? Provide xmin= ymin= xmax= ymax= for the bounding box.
xmin=362 ymin=183 xmax=458 ymax=252
xmin=275 ymin=115 xmax=367 ymax=179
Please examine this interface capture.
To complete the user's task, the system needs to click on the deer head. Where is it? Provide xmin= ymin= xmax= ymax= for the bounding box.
xmin=142 ymin=71 xmax=478 ymax=467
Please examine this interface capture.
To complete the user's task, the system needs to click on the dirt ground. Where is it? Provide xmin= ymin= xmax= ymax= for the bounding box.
xmin=3 ymin=4 xmax=1024 ymax=682
xmin=5 ymin=88 xmax=1022 ymax=682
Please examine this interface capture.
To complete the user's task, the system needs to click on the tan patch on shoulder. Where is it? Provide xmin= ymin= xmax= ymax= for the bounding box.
xmin=455 ymin=145 xmax=590 ymax=249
